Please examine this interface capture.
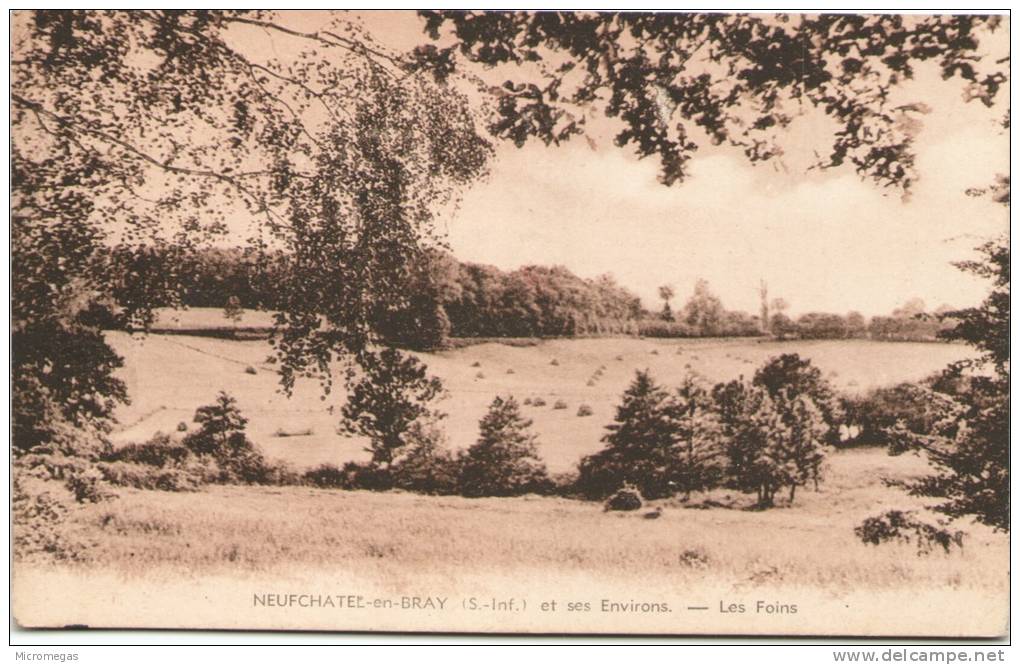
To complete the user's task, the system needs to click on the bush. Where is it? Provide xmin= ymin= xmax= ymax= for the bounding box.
xmin=506 ymin=368 xmax=515 ymax=374
xmin=532 ymin=397 xmax=547 ymax=407
xmin=550 ymin=359 xmax=559 ymax=366
xmin=176 ymin=421 xmax=188 ymax=432
xmin=553 ymin=399 xmax=568 ymax=410
xmin=844 ymin=382 xmax=955 ymax=447
xmin=244 ymin=365 xmax=257 ymax=375
xmin=855 ymin=510 xmax=965 ymax=556
xmin=12 ymin=470 xmax=91 ymax=562
xmin=459 ymin=396 xmax=550 ymax=497
xmin=303 ymin=463 xmax=348 ymax=488
xmin=577 ymin=404 xmax=594 ymax=417
xmin=586 ymin=379 xmax=596 ymax=387
xmin=98 ymin=461 xmax=203 ymax=492
xmin=523 ymin=397 xmax=532 ymax=405
xmin=604 ymin=484 xmax=643 ymax=511
xmin=391 ymin=421 xmax=460 ymax=495
xmin=106 ymin=433 xmax=193 ymax=467
xmin=304 ymin=462 xmax=393 ymax=491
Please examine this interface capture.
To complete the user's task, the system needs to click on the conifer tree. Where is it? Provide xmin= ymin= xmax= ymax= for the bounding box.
xmin=577 ymin=370 xmax=676 ymax=499
xmin=459 ymin=396 xmax=548 ymax=497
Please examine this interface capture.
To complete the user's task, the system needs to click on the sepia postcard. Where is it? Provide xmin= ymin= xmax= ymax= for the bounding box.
xmin=10 ymin=9 xmax=1010 ymax=638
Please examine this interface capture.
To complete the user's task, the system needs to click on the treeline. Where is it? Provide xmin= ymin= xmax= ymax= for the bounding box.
xmin=118 ymin=246 xmax=956 ymax=346
xmin=125 ymin=246 xmax=764 ymax=345
xmin=771 ymin=304 xmax=956 ymax=342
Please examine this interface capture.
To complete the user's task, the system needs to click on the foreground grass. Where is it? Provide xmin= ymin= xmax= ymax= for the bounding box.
xmin=43 ymin=449 xmax=1006 ymax=591
xmin=14 ymin=448 xmax=1008 ymax=635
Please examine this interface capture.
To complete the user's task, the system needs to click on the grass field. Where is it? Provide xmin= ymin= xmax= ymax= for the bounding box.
xmin=13 ymin=447 xmax=1008 ymax=634
xmin=14 ymin=324 xmax=1006 ymax=635
xmin=106 ymin=327 xmax=979 ymax=473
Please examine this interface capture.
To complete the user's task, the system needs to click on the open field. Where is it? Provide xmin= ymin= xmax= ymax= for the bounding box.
xmin=107 ymin=327 xmax=979 ymax=473
xmin=13 ymin=447 xmax=1008 ymax=634
xmin=16 ymin=325 xmax=1005 ymax=635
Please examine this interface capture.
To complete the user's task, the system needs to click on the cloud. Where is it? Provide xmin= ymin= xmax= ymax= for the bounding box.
xmin=447 ymin=101 xmax=1007 ymax=318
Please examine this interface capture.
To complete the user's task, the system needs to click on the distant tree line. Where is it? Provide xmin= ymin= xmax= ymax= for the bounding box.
xmin=115 ymin=246 xmax=958 ymax=346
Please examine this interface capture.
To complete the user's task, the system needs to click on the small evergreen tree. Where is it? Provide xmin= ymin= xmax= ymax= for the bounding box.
xmin=459 ymin=396 xmax=549 ymax=497
xmin=183 ymin=391 xmax=271 ymax=483
xmin=185 ymin=391 xmax=249 ymax=457
xmin=577 ymin=370 xmax=676 ymax=499
xmin=340 ymin=348 xmax=446 ymax=470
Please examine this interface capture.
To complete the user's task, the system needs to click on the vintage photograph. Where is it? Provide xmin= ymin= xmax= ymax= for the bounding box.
xmin=10 ymin=9 xmax=1010 ymax=638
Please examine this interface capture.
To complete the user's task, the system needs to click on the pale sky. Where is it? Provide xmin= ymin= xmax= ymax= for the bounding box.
xmin=219 ymin=11 xmax=1010 ymax=318
xmin=442 ymin=100 xmax=1008 ymax=317
xmin=347 ymin=10 xmax=1010 ymax=317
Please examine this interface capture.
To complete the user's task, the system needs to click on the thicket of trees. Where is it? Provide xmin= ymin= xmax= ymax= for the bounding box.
xmin=578 ymin=355 xmax=834 ymax=506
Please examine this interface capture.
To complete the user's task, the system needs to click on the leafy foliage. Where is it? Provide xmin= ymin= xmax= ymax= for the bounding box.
xmin=753 ymin=353 xmax=841 ymax=442
xmin=855 ymin=510 xmax=965 ymax=556
xmin=421 ymin=12 xmax=1006 ymax=190
xmin=12 ymin=9 xmax=491 ymax=420
xmin=390 ymin=421 xmax=461 ymax=495
xmin=340 ymin=348 xmax=446 ymax=468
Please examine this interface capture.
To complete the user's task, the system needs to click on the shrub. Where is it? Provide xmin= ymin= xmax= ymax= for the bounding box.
xmin=549 ymin=471 xmax=579 ymax=496
xmin=304 ymin=462 xmax=394 ymax=491
xmin=532 ymin=397 xmax=547 ymax=407
xmin=12 ymin=470 xmax=90 ymax=562
xmin=97 ymin=461 xmax=203 ymax=492
xmin=475 ymin=371 xmax=486 ymax=379
xmin=107 ymin=433 xmax=193 ymax=467
xmin=855 ymin=510 xmax=965 ymax=556
xmin=459 ymin=396 xmax=550 ymax=497
xmin=604 ymin=484 xmax=643 ymax=511
xmin=176 ymin=421 xmax=188 ymax=432
xmin=471 ymin=361 xmax=482 ymax=367
xmin=303 ymin=464 xmax=348 ymax=488
xmin=506 ymin=368 xmax=515 ymax=374
xmin=553 ymin=399 xmax=568 ymax=410
xmin=391 ymin=421 xmax=460 ymax=495
xmin=586 ymin=379 xmax=596 ymax=387
xmin=550 ymin=359 xmax=559 ymax=366
xmin=577 ymin=404 xmax=594 ymax=417
xmin=65 ymin=468 xmax=112 ymax=503
xmin=523 ymin=397 xmax=532 ymax=405
xmin=181 ymin=393 xmax=281 ymax=485
xmin=844 ymin=382 xmax=955 ymax=447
